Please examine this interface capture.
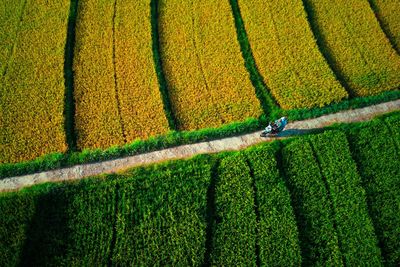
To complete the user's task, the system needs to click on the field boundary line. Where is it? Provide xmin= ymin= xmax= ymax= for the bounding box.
xmin=112 ymin=0 xmax=127 ymax=143
xmin=1 ymin=100 xmax=399 ymax=191
xmin=64 ymin=0 xmax=78 ymax=151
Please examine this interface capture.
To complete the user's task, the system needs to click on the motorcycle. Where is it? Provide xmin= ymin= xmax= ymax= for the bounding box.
xmin=260 ymin=117 xmax=288 ymax=137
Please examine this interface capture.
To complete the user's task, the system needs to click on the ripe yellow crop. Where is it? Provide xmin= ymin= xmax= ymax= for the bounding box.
xmin=370 ymin=0 xmax=400 ymax=52
xmin=115 ymin=0 xmax=169 ymax=142
xmin=159 ymin=0 xmax=262 ymax=131
xmin=0 ymin=0 xmax=69 ymax=163
xmin=74 ymin=0 xmax=124 ymax=150
xmin=0 ymin=0 xmax=25 ymax=76
xmin=238 ymin=0 xmax=348 ymax=110
xmin=305 ymin=0 xmax=400 ymax=96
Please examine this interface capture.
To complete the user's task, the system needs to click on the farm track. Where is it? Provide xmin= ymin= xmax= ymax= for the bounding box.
xmin=1 ymin=100 xmax=399 ymax=192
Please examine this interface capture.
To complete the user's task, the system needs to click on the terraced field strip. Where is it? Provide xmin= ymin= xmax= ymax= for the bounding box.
xmin=0 ymin=0 xmax=26 ymax=76
xmin=237 ymin=0 xmax=347 ymax=109
xmin=245 ymin=144 xmax=301 ymax=266
xmin=282 ymin=140 xmax=342 ymax=266
xmin=304 ymin=0 xmax=400 ymax=96
xmin=1 ymin=99 xmax=399 ymax=191
xmin=310 ymin=131 xmax=382 ymax=265
xmin=211 ymin=154 xmax=257 ymax=265
xmin=158 ymin=0 xmax=262 ymax=130
xmin=347 ymin=121 xmax=400 ymax=266
xmin=114 ymin=0 xmax=169 ymax=142
xmin=73 ymin=0 xmax=124 ymax=150
xmin=112 ymin=159 xmax=211 ymax=265
xmin=0 ymin=0 xmax=69 ymax=163
xmin=368 ymin=0 xmax=400 ymax=53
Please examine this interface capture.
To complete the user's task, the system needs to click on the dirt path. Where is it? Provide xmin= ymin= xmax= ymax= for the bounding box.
xmin=1 ymin=99 xmax=399 ymax=192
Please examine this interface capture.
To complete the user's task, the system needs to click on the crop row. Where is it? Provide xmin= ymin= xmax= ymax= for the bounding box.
xmin=310 ymin=131 xmax=382 ymax=265
xmin=111 ymin=158 xmax=211 ymax=266
xmin=369 ymin=0 xmax=400 ymax=52
xmin=0 ymin=0 xmax=69 ymax=163
xmin=211 ymin=153 xmax=257 ymax=265
xmin=245 ymin=143 xmax=302 ymax=266
xmin=304 ymin=0 xmax=400 ymax=96
xmin=347 ymin=120 xmax=400 ymax=266
xmin=114 ymin=0 xmax=169 ymax=142
xmin=158 ymin=0 xmax=262 ymax=130
xmin=237 ymin=0 xmax=347 ymax=109
xmin=282 ymin=139 xmax=343 ymax=266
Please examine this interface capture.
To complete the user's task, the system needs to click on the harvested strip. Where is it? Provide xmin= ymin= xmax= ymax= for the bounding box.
xmin=282 ymin=140 xmax=343 ymax=266
xmin=310 ymin=131 xmax=382 ymax=266
xmin=114 ymin=0 xmax=169 ymax=141
xmin=347 ymin=122 xmax=400 ymax=266
xmin=245 ymin=143 xmax=302 ymax=266
xmin=0 ymin=0 xmax=69 ymax=163
xmin=304 ymin=0 xmax=400 ymax=96
xmin=369 ymin=0 xmax=400 ymax=52
xmin=237 ymin=0 xmax=347 ymax=109
xmin=159 ymin=0 xmax=262 ymax=130
xmin=73 ymin=0 xmax=124 ymax=149
xmin=0 ymin=0 xmax=26 ymax=75
xmin=212 ymin=153 xmax=257 ymax=265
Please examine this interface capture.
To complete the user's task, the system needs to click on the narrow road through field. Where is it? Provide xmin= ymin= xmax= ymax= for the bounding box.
xmin=1 ymin=99 xmax=399 ymax=192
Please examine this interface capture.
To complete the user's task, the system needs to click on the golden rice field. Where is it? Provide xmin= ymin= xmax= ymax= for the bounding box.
xmin=1 ymin=0 xmax=69 ymax=163
xmin=304 ymin=0 xmax=400 ymax=96
xmin=369 ymin=0 xmax=400 ymax=52
xmin=238 ymin=0 xmax=348 ymax=109
xmin=1 ymin=0 xmax=399 ymax=163
xmin=159 ymin=0 xmax=262 ymax=130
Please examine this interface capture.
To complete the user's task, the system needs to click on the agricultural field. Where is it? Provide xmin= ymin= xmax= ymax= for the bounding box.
xmin=369 ymin=0 xmax=400 ymax=52
xmin=158 ymin=0 xmax=262 ymax=130
xmin=1 ymin=0 xmax=69 ymax=163
xmin=1 ymin=0 xmax=400 ymax=167
xmin=304 ymin=0 xmax=400 ymax=96
xmin=237 ymin=0 xmax=348 ymax=109
xmin=1 ymin=114 xmax=399 ymax=266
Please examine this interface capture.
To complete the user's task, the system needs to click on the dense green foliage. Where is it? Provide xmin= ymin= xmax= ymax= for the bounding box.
xmin=310 ymin=131 xmax=382 ymax=265
xmin=245 ymin=143 xmax=301 ymax=266
xmin=211 ymin=153 xmax=257 ymax=266
xmin=282 ymin=139 xmax=342 ymax=266
xmin=347 ymin=121 xmax=400 ymax=266
xmin=112 ymin=158 xmax=211 ymax=266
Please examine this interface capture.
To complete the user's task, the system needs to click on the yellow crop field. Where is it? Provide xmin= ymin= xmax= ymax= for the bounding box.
xmin=369 ymin=0 xmax=400 ymax=52
xmin=159 ymin=0 xmax=262 ymax=130
xmin=73 ymin=0 xmax=124 ymax=150
xmin=115 ymin=0 xmax=169 ymax=142
xmin=0 ymin=0 xmax=26 ymax=75
xmin=305 ymin=0 xmax=400 ymax=96
xmin=0 ymin=0 xmax=69 ymax=163
xmin=237 ymin=0 xmax=348 ymax=109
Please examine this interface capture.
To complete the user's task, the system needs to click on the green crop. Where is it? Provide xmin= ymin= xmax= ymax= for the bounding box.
xmin=282 ymin=139 xmax=342 ymax=266
xmin=245 ymin=143 xmax=301 ymax=266
xmin=211 ymin=153 xmax=257 ymax=266
xmin=347 ymin=121 xmax=400 ymax=266
xmin=310 ymin=131 xmax=382 ymax=265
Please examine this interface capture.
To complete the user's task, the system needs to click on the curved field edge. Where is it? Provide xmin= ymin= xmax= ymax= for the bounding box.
xmin=1 ymin=95 xmax=399 ymax=179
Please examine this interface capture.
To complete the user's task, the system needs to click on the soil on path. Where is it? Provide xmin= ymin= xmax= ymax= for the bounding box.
xmin=1 ymin=99 xmax=399 ymax=192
